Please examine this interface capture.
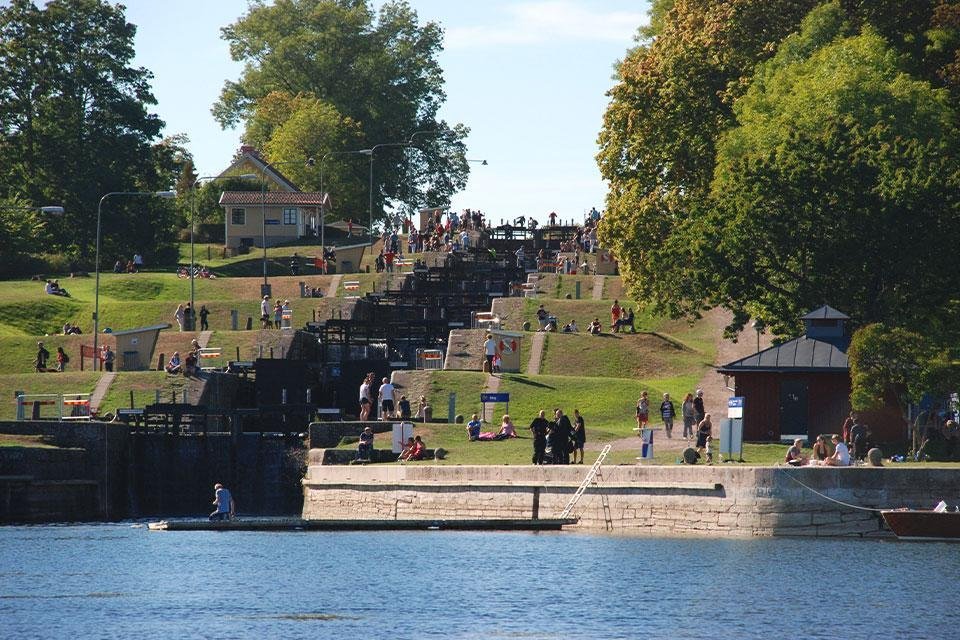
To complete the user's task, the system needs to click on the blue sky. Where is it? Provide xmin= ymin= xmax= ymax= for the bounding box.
xmin=126 ymin=0 xmax=649 ymax=224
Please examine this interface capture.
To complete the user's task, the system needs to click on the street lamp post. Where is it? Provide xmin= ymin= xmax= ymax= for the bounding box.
xmin=94 ymin=191 xmax=174 ymax=370
xmin=192 ymin=174 xmax=257 ymax=324
xmin=319 ymin=149 xmax=372 ymax=259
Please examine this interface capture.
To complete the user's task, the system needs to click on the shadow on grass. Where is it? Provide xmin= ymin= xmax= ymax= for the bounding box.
xmin=501 ymin=374 xmax=555 ymax=390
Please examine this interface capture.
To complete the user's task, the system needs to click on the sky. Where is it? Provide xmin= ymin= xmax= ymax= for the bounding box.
xmin=125 ymin=0 xmax=649 ymax=225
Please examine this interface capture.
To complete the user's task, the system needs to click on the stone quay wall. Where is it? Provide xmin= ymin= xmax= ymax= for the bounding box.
xmin=302 ymin=463 xmax=960 ymax=537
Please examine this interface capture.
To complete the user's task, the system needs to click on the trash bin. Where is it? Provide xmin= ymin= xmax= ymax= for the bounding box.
xmin=423 ymin=405 xmax=433 ymax=422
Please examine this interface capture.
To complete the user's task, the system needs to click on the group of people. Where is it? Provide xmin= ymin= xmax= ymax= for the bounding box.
xmin=528 ymin=408 xmax=587 ymax=464
xmin=466 ymin=413 xmax=520 ymax=442
xmin=165 ymin=339 xmax=203 ymax=376
xmin=174 ymin=302 xmax=210 ymax=332
xmin=61 ymin=322 xmax=82 ymax=335
xmin=354 ymin=426 xmax=428 ymax=463
xmin=259 ymin=296 xmax=290 ymax=330
xmin=609 ymin=300 xmax=636 ymax=333
xmin=112 ymin=253 xmax=143 ymax=274
xmin=635 ymin=390 xmax=713 ymax=458
xmin=43 ymin=279 xmax=69 ymax=297
xmin=785 ymin=411 xmax=874 ymax=467
xmin=34 ymin=341 xmax=69 ymax=372
xmin=358 ymin=373 xmax=421 ymax=421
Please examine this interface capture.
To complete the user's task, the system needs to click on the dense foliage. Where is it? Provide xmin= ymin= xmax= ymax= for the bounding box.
xmin=0 ymin=0 xmax=184 ymax=272
xmin=598 ymin=0 xmax=960 ymax=338
xmin=215 ymin=0 xmax=469 ymax=223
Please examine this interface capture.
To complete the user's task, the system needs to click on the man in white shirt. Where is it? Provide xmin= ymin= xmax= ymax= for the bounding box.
xmin=260 ymin=295 xmax=271 ymax=328
xmin=483 ymin=334 xmax=497 ymax=372
xmin=824 ymin=434 xmax=851 ymax=466
xmin=378 ymin=377 xmax=395 ymax=419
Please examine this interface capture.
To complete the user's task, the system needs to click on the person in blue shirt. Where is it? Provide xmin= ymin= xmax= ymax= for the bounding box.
xmin=209 ymin=483 xmax=235 ymax=521
xmin=467 ymin=414 xmax=482 ymax=441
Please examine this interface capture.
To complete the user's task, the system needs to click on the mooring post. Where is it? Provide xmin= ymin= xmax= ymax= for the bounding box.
xmin=448 ymin=392 xmax=456 ymax=424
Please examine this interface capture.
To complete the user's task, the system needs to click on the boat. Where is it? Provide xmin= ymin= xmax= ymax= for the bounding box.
xmin=880 ymin=509 xmax=960 ymax=541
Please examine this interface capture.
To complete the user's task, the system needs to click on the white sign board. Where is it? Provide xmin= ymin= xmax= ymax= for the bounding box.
xmin=392 ymin=421 xmax=414 ymax=454
xmin=727 ymin=396 xmax=744 ymax=419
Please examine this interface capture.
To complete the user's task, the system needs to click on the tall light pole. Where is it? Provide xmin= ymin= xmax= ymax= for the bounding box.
xmin=192 ymin=174 xmax=257 ymax=323
xmin=94 ymin=191 xmax=175 ymax=369
xmin=257 ymin=158 xmax=314 ymax=293
xmin=319 ymin=149 xmax=372 ymax=252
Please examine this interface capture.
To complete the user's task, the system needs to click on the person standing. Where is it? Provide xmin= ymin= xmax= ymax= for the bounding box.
xmin=636 ymin=391 xmax=649 ymax=433
xmin=102 ymin=345 xmax=115 ymax=372
xmin=55 ymin=346 xmax=69 ymax=372
xmin=358 ymin=373 xmax=373 ymax=421
xmin=378 ymin=376 xmax=395 ymax=420
xmin=529 ymin=410 xmax=550 ymax=465
xmin=483 ymin=333 xmax=497 ymax=373
xmin=849 ymin=416 xmax=868 ymax=462
xmin=660 ymin=393 xmax=675 ymax=438
xmin=199 ymin=305 xmax=210 ymax=331
xmin=184 ymin=302 xmax=196 ymax=331
xmin=610 ymin=299 xmax=622 ymax=330
xmin=273 ymin=300 xmax=283 ymax=330
xmin=571 ymin=409 xmax=586 ymax=464
xmin=260 ymin=295 xmax=271 ymax=329
xmin=209 ymin=483 xmax=235 ymax=521
xmin=696 ymin=414 xmax=713 ymax=459
xmin=552 ymin=408 xmax=572 ymax=465
xmin=681 ymin=393 xmax=697 ymax=440
xmin=35 ymin=341 xmax=50 ymax=372
xmin=174 ymin=303 xmax=185 ymax=331
xmin=693 ymin=389 xmax=706 ymax=425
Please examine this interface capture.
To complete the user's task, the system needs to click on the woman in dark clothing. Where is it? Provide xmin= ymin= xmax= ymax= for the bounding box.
xmin=571 ymin=409 xmax=586 ymax=464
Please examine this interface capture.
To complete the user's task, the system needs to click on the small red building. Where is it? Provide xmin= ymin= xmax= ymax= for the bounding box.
xmin=718 ymin=306 xmax=904 ymax=443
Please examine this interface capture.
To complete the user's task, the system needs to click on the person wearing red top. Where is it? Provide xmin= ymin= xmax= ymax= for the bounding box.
xmin=384 ymin=250 xmax=395 ymax=273
xmin=610 ymin=299 xmax=622 ymax=329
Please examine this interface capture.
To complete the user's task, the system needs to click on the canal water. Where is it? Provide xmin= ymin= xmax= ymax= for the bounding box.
xmin=1 ymin=524 xmax=956 ymax=639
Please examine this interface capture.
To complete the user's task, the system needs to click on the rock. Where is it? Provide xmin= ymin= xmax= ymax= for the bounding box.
xmin=454 ymin=414 xmax=464 ymax=424
xmin=682 ymin=447 xmax=699 ymax=464
xmin=522 ymin=321 xmax=531 ymax=331
xmin=434 ymin=447 xmax=447 ymax=460
xmin=867 ymin=447 xmax=883 ymax=466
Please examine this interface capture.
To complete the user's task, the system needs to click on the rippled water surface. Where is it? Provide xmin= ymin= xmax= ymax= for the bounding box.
xmin=1 ymin=524 xmax=957 ymax=639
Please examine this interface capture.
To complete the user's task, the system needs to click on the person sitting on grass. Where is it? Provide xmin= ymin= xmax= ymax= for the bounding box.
xmin=409 ymin=435 xmax=425 ymax=460
xmin=165 ymin=351 xmax=182 ymax=375
xmin=823 ymin=434 xmax=851 ymax=466
xmin=398 ymin=436 xmax=415 ymax=462
xmin=811 ymin=434 xmax=829 ymax=462
xmin=588 ymin=318 xmax=602 ymax=335
xmin=467 ymin=414 xmax=482 ymax=441
xmin=785 ymin=438 xmax=807 ymax=466
xmin=562 ymin=319 xmax=579 ymax=333
xmin=496 ymin=415 xmax=518 ymax=440
xmin=614 ymin=308 xmax=636 ymax=333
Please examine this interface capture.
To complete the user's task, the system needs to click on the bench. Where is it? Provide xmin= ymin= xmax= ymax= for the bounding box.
xmin=343 ymin=280 xmax=360 ymax=292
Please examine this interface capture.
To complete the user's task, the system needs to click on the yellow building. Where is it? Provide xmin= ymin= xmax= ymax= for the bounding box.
xmin=219 ymin=146 xmax=329 ymax=250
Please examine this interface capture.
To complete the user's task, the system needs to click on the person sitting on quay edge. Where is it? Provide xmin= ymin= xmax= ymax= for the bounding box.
xmin=785 ymin=438 xmax=807 ymax=466
xmin=467 ymin=414 xmax=482 ymax=441
xmin=165 ymin=351 xmax=182 ymax=375
xmin=823 ymin=434 xmax=851 ymax=466
xmin=811 ymin=434 xmax=829 ymax=462
xmin=209 ymin=483 xmax=235 ymax=522
xmin=357 ymin=426 xmax=375 ymax=461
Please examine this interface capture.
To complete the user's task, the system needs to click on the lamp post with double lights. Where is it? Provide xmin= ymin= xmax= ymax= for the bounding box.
xmin=94 ymin=191 xmax=175 ymax=369
xmin=191 ymin=174 xmax=258 ymax=322
xmin=366 ymin=129 xmax=457 ymax=244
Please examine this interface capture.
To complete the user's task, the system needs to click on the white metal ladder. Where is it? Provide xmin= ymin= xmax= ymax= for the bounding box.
xmin=558 ymin=444 xmax=612 ymax=519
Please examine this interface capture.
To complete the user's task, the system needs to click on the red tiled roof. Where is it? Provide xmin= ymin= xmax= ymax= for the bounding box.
xmin=219 ymin=191 xmax=328 ymax=206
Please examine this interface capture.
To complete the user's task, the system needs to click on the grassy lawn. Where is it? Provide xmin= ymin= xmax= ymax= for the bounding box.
xmin=539 ymin=331 xmax=712 ymax=380
xmin=97 ymin=371 xmax=192 ymax=413
xmin=0 ymin=372 xmax=100 ymax=421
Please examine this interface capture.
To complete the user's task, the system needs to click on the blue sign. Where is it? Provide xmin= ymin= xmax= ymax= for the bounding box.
xmin=727 ymin=397 xmax=744 ymax=408
xmin=480 ymin=393 xmax=510 ymax=403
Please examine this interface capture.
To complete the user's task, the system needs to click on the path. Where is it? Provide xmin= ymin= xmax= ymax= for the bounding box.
xmin=592 ymin=275 xmax=604 ymax=300
xmin=526 ymin=332 xmax=546 ymax=375
xmin=326 ymin=274 xmax=343 ymax=298
xmin=481 ymin=374 xmax=501 ymax=423
xmin=89 ymin=372 xmax=116 ymax=415
xmin=197 ymin=330 xmax=213 ymax=348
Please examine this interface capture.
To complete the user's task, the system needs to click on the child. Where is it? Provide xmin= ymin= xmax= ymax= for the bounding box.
xmin=705 ymin=436 xmax=714 ymax=464
xmin=398 ymin=395 xmax=412 ymax=420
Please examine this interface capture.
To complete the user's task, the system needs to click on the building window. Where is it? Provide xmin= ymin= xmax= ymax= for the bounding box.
xmin=283 ymin=208 xmax=298 ymax=225
xmin=231 ymin=208 xmax=245 ymax=225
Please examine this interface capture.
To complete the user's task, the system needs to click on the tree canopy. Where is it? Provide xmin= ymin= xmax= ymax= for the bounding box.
xmin=0 ymin=0 xmax=181 ymax=269
xmin=598 ymin=0 xmax=960 ymax=337
xmin=214 ymin=0 xmax=469 ymax=222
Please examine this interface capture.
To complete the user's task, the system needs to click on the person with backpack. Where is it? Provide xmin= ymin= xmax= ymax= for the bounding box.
xmin=55 ymin=346 xmax=69 ymax=372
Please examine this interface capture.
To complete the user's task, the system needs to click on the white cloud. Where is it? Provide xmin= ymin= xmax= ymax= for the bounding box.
xmin=445 ymin=1 xmax=647 ymax=48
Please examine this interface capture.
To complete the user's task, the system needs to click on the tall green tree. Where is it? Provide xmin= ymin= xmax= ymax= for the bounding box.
xmin=214 ymin=0 xmax=469 ymax=223
xmin=0 ymin=0 xmax=174 ymax=266
xmin=598 ymin=0 xmax=960 ymax=337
